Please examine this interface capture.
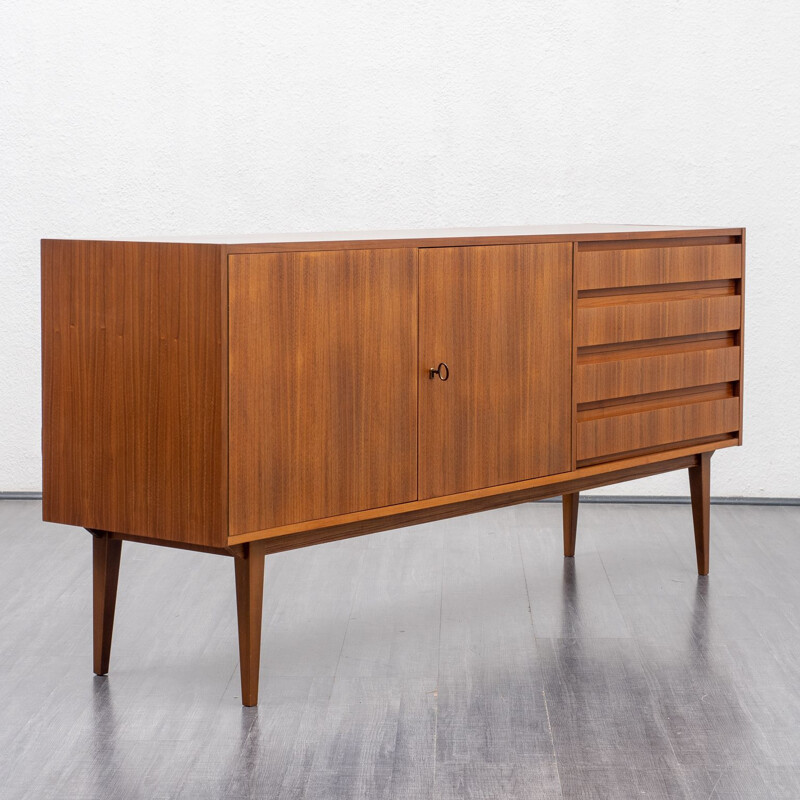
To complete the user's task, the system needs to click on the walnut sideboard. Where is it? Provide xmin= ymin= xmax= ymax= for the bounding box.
xmin=41 ymin=224 xmax=745 ymax=705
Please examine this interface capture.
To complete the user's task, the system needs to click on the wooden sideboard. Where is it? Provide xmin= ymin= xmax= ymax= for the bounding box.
xmin=41 ymin=224 xmax=745 ymax=705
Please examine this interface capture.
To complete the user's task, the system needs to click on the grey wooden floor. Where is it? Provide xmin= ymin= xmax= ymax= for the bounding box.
xmin=1 ymin=500 xmax=800 ymax=799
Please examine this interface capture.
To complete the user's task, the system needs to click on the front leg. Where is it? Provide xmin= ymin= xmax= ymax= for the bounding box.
xmin=234 ymin=544 xmax=265 ymax=706
xmin=562 ymin=492 xmax=579 ymax=557
xmin=92 ymin=531 xmax=123 ymax=676
xmin=689 ymin=452 xmax=712 ymax=576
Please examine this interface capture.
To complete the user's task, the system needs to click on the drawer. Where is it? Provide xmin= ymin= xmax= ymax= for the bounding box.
xmin=576 ymin=295 xmax=741 ymax=347
xmin=576 ymin=345 xmax=741 ymax=403
xmin=576 ymin=243 xmax=742 ymax=290
xmin=577 ymin=396 xmax=740 ymax=462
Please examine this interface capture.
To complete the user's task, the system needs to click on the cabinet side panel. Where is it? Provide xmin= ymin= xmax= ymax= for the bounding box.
xmin=228 ymin=248 xmax=418 ymax=534
xmin=41 ymin=240 xmax=227 ymax=547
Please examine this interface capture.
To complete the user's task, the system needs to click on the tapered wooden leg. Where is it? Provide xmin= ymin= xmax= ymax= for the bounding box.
xmin=234 ymin=544 xmax=265 ymax=707
xmin=562 ymin=492 xmax=579 ymax=557
xmin=689 ymin=452 xmax=711 ymax=576
xmin=93 ymin=532 xmax=122 ymax=676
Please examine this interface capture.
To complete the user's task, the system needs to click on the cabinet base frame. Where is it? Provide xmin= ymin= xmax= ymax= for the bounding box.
xmin=87 ymin=449 xmax=714 ymax=706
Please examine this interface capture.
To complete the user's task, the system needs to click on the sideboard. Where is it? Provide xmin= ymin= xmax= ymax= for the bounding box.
xmin=41 ymin=224 xmax=745 ymax=705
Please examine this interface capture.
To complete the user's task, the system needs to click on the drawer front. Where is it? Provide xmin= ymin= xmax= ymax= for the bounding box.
xmin=577 ymin=397 xmax=740 ymax=462
xmin=573 ymin=237 xmax=744 ymax=465
xmin=576 ymin=243 xmax=742 ymax=290
xmin=576 ymin=345 xmax=741 ymax=404
xmin=576 ymin=295 xmax=741 ymax=347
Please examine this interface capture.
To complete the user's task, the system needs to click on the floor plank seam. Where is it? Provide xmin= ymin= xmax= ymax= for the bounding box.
xmin=431 ymin=530 xmax=446 ymax=789
xmin=329 ymin=546 xmax=369 ymax=686
xmin=515 ymin=528 xmax=564 ymax=797
xmin=706 ymin=769 xmax=724 ymax=799
xmin=8 ymin=502 xmax=800 ymax=799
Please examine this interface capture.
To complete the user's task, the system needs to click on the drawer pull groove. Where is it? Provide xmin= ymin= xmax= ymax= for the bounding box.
xmin=576 ymin=295 xmax=741 ymax=347
xmin=577 ymin=397 xmax=740 ymax=462
xmin=576 ymin=347 xmax=740 ymax=403
xmin=576 ymin=243 xmax=742 ymax=290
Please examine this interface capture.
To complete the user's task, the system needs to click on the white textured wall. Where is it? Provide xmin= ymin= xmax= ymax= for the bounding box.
xmin=2 ymin=1 xmax=799 ymax=496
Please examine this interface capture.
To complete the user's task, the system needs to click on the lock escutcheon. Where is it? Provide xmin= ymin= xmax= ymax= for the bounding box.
xmin=429 ymin=362 xmax=449 ymax=381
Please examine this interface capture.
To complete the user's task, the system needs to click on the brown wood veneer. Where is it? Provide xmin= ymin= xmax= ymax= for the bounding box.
xmin=41 ymin=225 xmax=745 ymax=705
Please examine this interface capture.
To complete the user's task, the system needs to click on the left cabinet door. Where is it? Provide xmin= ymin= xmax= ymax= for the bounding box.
xmin=229 ymin=248 xmax=418 ymax=535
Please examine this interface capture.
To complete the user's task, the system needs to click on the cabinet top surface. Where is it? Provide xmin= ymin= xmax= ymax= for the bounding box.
xmin=43 ymin=223 xmax=743 ymax=248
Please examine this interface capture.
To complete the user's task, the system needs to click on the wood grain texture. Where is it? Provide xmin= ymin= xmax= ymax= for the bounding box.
xmin=418 ymin=243 xmax=572 ymax=499
xmin=689 ymin=451 xmax=711 ymax=575
xmin=575 ymin=346 xmax=741 ymax=403
xmin=576 ymin=243 xmax=742 ymax=290
xmin=577 ymin=331 xmax=736 ymax=360
xmin=577 ymin=383 xmax=734 ymax=420
xmin=92 ymin=532 xmax=122 ymax=676
xmin=39 ymin=226 xmax=747 ymax=714
xmin=41 ymin=240 xmax=227 ymax=547
xmin=100 ymin=530 xmax=243 ymax=558
xmin=228 ymin=248 xmax=418 ymax=534
xmin=562 ymin=493 xmax=579 ymax=557
xmin=576 ymin=295 xmax=741 ymax=347
xmin=577 ymin=397 xmax=740 ymax=462
xmin=234 ymin=544 xmax=265 ymax=706
xmin=233 ymin=447 xmax=725 ymax=551
xmin=577 ymin=281 xmax=736 ymax=306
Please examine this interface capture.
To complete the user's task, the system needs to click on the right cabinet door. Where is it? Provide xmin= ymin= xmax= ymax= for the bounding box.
xmin=419 ymin=243 xmax=572 ymax=500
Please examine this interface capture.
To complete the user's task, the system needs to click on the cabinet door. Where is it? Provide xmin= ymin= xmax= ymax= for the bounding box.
xmin=419 ymin=243 xmax=572 ymax=499
xmin=229 ymin=248 xmax=417 ymax=534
